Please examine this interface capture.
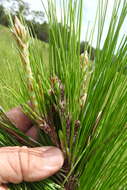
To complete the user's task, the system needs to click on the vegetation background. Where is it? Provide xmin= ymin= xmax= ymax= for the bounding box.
xmin=0 ymin=24 xmax=49 ymax=110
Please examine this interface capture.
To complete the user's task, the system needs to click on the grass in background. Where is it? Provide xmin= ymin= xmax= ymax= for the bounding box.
xmin=0 ymin=25 xmax=49 ymax=110
xmin=0 ymin=25 xmax=20 ymax=109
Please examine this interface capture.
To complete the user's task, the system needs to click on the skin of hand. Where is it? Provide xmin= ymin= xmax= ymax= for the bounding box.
xmin=0 ymin=107 xmax=64 ymax=190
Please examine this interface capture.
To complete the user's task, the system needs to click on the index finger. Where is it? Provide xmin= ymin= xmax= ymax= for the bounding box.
xmin=6 ymin=107 xmax=33 ymax=133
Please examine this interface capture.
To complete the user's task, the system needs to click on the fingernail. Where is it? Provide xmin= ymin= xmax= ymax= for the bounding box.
xmin=43 ymin=147 xmax=64 ymax=169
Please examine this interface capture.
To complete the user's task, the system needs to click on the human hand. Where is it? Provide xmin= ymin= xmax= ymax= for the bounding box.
xmin=0 ymin=107 xmax=64 ymax=190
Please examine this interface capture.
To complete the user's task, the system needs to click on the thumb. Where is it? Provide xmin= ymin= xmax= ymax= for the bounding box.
xmin=0 ymin=146 xmax=64 ymax=185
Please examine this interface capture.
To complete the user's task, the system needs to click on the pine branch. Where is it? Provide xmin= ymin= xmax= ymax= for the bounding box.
xmin=0 ymin=0 xmax=127 ymax=189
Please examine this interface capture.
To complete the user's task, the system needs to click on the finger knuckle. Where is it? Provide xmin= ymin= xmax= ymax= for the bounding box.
xmin=0 ymin=147 xmax=23 ymax=184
